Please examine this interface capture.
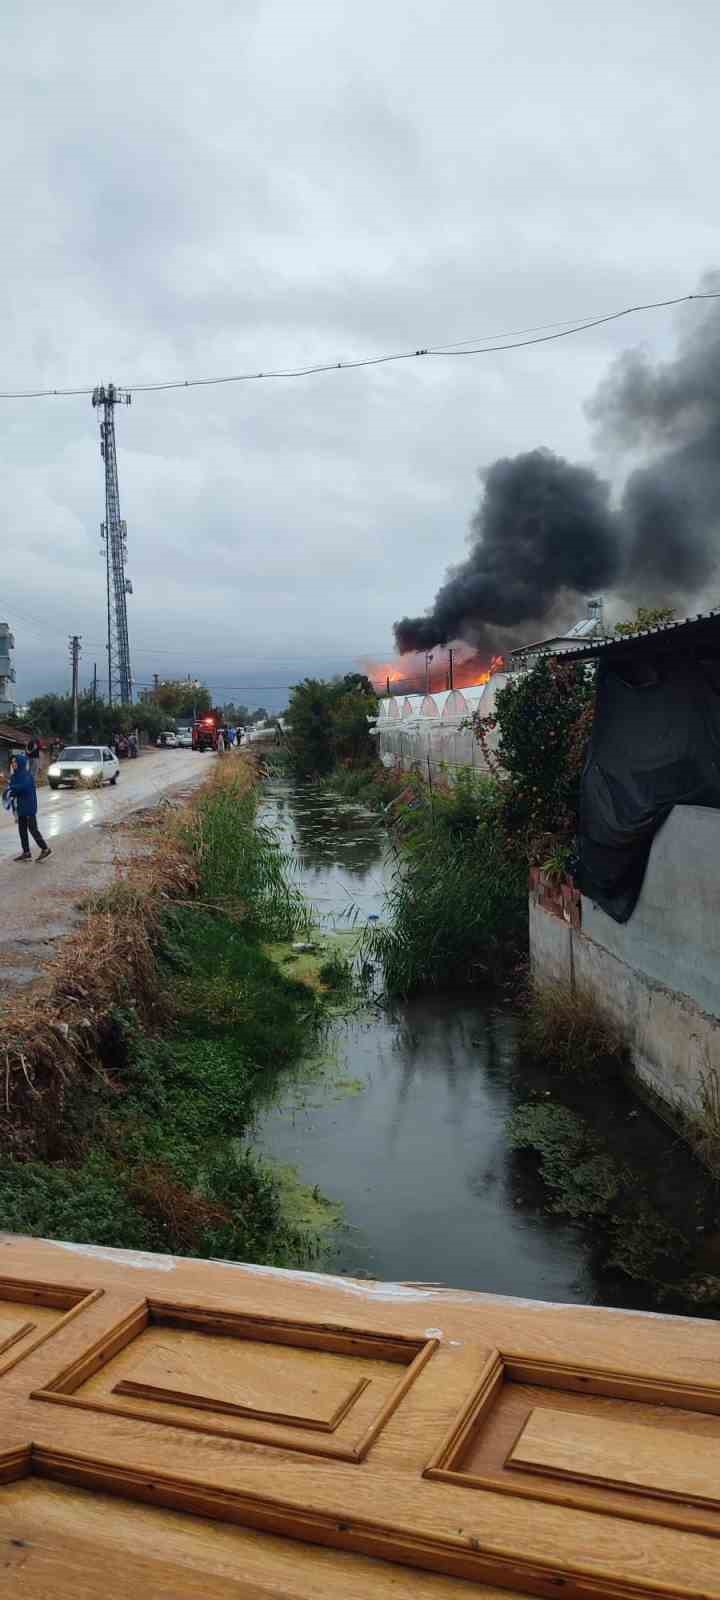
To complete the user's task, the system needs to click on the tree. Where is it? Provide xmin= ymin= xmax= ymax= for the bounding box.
xmin=151 ymin=680 xmax=211 ymax=718
xmin=285 ymin=675 xmax=377 ymax=778
xmin=222 ymin=703 xmax=250 ymax=725
xmin=475 ymin=657 xmax=596 ymax=849
xmin=285 ymin=680 xmax=337 ymax=777
xmin=614 ymin=605 xmax=676 ymax=637
xmin=26 ymin=692 xmax=169 ymax=745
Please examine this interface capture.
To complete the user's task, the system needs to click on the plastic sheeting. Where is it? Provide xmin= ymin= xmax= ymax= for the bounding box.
xmin=577 ymin=652 xmax=720 ymax=922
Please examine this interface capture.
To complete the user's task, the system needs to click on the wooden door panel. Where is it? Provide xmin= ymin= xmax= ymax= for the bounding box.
xmin=510 ymin=1405 xmax=720 ymax=1506
xmin=0 ymin=1236 xmax=719 ymax=1598
xmin=0 ymin=1274 xmax=101 ymax=1377
xmin=111 ymin=1332 xmax=373 ymax=1429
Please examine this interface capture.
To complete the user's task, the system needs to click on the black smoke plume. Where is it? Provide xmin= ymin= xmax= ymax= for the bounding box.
xmin=395 ymin=283 xmax=720 ymax=654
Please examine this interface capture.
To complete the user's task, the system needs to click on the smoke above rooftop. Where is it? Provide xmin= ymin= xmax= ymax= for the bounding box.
xmin=394 ymin=280 xmax=720 ymax=655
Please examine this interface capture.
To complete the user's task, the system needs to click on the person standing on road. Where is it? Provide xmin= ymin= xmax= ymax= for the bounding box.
xmin=216 ymin=729 xmax=225 ymax=756
xmin=6 ymin=753 xmax=52 ymax=862
xmin=26 ymin=736 xmax=41 ymax=781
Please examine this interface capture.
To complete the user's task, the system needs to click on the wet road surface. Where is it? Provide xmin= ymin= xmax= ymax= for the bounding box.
xmin=0 ymin=748 xmax=211 ymax=862
xmin=0 ymin=748 xmax=212 ymax=994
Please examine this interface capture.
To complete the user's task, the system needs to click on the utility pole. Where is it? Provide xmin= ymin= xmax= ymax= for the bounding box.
xmin=93 ymin=383 xmax=133 ymax=706
xmin=448 ymin=647 xmax=454 ymax=691
xmin=70 ymin=635 xmax=81 ymax=739
xmin=424 ymin=652 xmax=434 ymax=695
xmin=92 ymin=662 xmax=97 ymax=705
xmin=386 ymin=674 xmax=391 ymax=698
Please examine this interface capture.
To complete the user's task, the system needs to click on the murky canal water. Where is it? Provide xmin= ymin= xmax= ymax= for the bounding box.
xmin=255 ymin=778 xmax=717 ymax=1310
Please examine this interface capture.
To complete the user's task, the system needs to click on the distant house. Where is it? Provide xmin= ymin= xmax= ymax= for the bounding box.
xmin=0 ymin=624 xmax=16 ymax=715
xmin=0 ymin=719 xmax=30 ymax=777
xmin=509 ymin=598 xmax=608 ymax=670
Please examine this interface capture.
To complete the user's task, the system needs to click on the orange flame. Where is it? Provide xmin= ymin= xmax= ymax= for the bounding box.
xmin=362 ymin=647 xmax=505 ymax=696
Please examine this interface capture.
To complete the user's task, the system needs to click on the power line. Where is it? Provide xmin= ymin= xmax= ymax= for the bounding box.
xmin=1 ymin=291 xmax=718 ymax=400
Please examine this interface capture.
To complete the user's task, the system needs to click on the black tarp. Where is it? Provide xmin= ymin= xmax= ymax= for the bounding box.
xmin=576 ymin=650 xmax=720 ymax=922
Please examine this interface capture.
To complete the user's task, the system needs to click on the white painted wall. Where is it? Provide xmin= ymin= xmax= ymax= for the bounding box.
xmin=530 ymin=805 xmax=720 ymax=1118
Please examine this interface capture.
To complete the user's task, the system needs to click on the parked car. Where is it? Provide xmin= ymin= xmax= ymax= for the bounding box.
xmin=176 ymin=730 xmax=192 ymax=747
xmin=47 ymin=746 xmax=120 ymax=789
xmin=156 ymin=731 xmax=178 ymax=747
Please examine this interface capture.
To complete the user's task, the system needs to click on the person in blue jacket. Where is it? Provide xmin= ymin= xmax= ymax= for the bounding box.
xmin=6 ymin=753 xmax=52 ymax=862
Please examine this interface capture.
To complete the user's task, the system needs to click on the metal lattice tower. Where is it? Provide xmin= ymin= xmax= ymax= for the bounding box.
xmin=92 ymin=383 xmax=134 ymax=705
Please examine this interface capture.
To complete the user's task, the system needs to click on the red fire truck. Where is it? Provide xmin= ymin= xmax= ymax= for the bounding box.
xmin=191 ymin=710 xmax=225 ymax=752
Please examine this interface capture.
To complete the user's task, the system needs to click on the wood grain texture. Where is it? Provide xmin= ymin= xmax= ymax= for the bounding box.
xmin=2 ymin=1234 xmax=720 ymax=1597
xmin=113 ymin=1333 xmax=370 ymax=1429
xmin=510 ymin=1405 xmax=720 ymax=1507
xmin=0 ymin=1282 xmax=103 ymax=1378
xmin=0 ymin=1316 xmax=35 ymax=1357
xmin=0 ymin=1479 xmax=519 ymax=1599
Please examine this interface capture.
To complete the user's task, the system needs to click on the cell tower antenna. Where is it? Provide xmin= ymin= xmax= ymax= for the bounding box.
xmin=92 ymin=382 xmax=134 ymax=705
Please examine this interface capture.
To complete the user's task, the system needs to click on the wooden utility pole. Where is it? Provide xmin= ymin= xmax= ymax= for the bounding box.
xmin=92 ymin=662 xmax=97 ymax=704
xmin=448 ymin=648 xmax=454 ymax=690
xmin=70 ymin=634 xmax=81 ymax=739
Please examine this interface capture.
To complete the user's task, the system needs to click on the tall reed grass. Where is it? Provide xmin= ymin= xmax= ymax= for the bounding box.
xmin=0 ymin=753 xmax=327 ymax=1266
xmin=184 ymin=765 xmax=310 ymax=941
xmin=366 ymin=775 xmax=527 ymax=994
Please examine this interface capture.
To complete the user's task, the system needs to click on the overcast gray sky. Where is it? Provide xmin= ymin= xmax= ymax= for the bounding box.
xmin=3 ymin=0 xmax=717 ymax=706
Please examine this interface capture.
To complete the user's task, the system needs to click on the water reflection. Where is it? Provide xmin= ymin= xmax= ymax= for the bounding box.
xmin=255 ymin=779 xmax=713 ymax=1310
xmin=262 ymin=780 xmax=386 ymax=925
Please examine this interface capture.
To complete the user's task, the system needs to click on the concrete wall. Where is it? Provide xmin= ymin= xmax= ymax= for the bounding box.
xmin=530 ymin=805 xmax=720 ymax=1118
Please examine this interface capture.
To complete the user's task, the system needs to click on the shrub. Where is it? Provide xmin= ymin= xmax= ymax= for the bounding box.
xmin=367 ymin=777 xmax=527 ymax=994
xmin=518 ymin=980 xmax=629 ymax=1078
xmin=285 ymin=674 xmax=378 ymax=778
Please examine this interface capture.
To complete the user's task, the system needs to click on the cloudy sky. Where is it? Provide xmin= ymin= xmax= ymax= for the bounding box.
xmin=3 ymin=0 xmax=717 ymax=707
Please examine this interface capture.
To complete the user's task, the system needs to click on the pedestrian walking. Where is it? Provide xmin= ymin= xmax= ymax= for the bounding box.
xmin=26 ymin=736 xmax=41 ymax=781
xmin=128 ymin=731 xmax=138 ymax=759
xmin=6 ymin=753 xmax=51 ymax=862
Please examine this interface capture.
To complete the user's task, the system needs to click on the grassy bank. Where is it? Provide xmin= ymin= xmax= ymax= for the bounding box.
xmin=364 ymin=769 xmax=527 ymax=994
xmin=0 ymin=758 xmax=337 ymax=1264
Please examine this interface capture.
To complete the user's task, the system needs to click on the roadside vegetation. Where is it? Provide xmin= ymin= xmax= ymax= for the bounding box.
xmin=0 ymin=757 xmax=337 ymax=1263
xmin=284 ymin=672 xmax=378 ymax=778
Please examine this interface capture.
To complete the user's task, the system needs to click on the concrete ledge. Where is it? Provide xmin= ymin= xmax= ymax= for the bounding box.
xmin=529 ymin=898 xmax=720 ymax=1117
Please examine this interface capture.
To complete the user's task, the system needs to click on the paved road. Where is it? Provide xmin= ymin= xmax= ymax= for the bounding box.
xmin=0 ymin=748 xmax=211 ymax=862
xmin=0 ymin=748 xmax=213 ymax=995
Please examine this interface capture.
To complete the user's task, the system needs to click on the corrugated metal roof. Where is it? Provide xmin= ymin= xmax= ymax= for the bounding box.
xmin=560 ymin=608 xmax=720 ymax=662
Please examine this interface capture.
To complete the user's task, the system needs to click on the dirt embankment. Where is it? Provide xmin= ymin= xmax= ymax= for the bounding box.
xmin=0 ymin=755 xmax=258 ymax=1156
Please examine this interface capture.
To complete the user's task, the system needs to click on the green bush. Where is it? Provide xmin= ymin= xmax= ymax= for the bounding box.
xmin=487 ymin=656 xmax=596 ymax=846
xmin=367 ymin=776 xmax=527 ymax=994
xmin=285 ymin=674 xmax=378 ymax=778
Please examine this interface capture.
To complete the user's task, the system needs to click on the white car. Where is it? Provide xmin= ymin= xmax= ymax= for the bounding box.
xmin=47 ymin=745 xmax=120 ymax=789
xmin=156 ymin=731 xmax=178 ymax=748
xmin=176 ymin=730 xmax=192 ymax=747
